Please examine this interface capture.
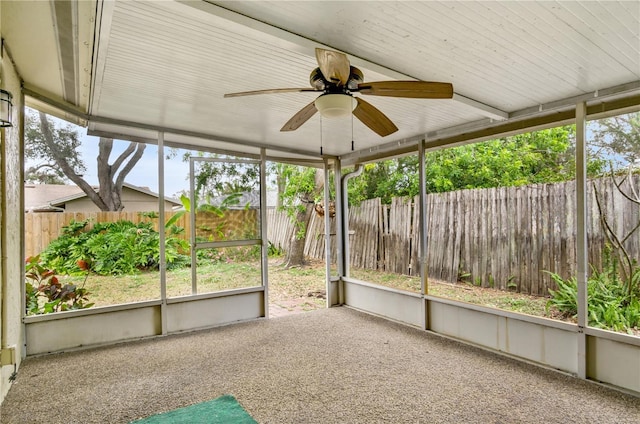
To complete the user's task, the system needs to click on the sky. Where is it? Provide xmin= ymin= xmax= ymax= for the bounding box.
xmin=27 ymin=108 xmax=201 ymax=198
xmin=79 ymin=135 xmax=191 ymax=198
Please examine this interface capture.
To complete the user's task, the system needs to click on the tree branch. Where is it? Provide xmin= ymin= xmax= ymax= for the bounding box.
xmin=612 ymin=174 xmax=639 ymax=205
xmin=114 ymin=143 xmax=146 ymax=189
xmin=26 ymin=162 xmax=60 ymax=174
xmin=98 ymin=138 xmax=114 ymax=181
xmin=593 ymin=181 xmax=632 ymax=293
xmin=39 ymin=112 xmax=110 ymax=210
xmin=110 ymin=141 xmax=136 ymax=175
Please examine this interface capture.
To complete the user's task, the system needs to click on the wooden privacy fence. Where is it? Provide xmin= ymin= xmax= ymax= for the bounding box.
xmin=25 ymin=210 xmax=258 ymax=257
xmin=427 ymin=176 xmax=638 ymax=295
xmin=269 ymin=176 xmax=639 ymax=296
xmin=25 ymin=176 xmax=639 ymax=296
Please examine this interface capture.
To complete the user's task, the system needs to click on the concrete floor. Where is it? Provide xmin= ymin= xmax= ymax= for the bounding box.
xmin=2 ymin=307 xmax=639 ymax=423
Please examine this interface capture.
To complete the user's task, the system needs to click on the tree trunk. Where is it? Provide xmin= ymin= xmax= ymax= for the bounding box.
xmin=276 ymin=171 xmax=285 ymax=209
xmin=281 ymin=168 xmax=325 ymax=268
xmin=97 ymin=138 xmax=146 ymax=211
xmin=283 ymin=200 xmax=314 ymax=268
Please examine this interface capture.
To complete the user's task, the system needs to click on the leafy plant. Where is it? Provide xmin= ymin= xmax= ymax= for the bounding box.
xmin=457 ymin=266 xmax=471 ymax=284
xmin=39 ymin=218 xmax=189 ymax=276
xmin=592 ymin=167 xmax=640 ymax=297
xmin=546 ymin=253 xmax=640 ymax=334
xmin=268 ymin=241 xmax=284 ymax=257
xmin=165 ymin=193 xmax=242 ymax=228
xmin=507 ymin=276 xmax=518 ymax=291
xmin=25 ymin=255 xmax=94 ymax=315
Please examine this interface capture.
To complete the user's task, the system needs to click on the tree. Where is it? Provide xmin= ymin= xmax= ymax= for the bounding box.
xmin=593 ymin=167 xmax=640 ymax=297
xmin=182 ymin=157 xmax=325 ymax=268
xmin=24 ymin=112 xmax=85 ymax=184
xmin=346 ymin=156 xmax=419 ymax=204
xmin=191 ymin=155 xmax=259 ymax=199
xmin=423 ymin=127 xmax=580 ymax=193
xmin=25 ymin=110 xmax=146 ymax=211
xmin=588 ymin=111 xmax=640 ymax=167
xmin=278 ymin=164 xmax=325 ymax=268
xmin=347 ymin=126 xmax=606 ymax=204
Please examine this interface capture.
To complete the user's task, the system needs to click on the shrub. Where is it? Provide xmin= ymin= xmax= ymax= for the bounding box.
xmin=40 ymin=219 xmax=190 ymax=276
xmin=546 ymin=255 xmax=640 ymax=334
xmin=25 ymin=255 xmax=94 ymax=315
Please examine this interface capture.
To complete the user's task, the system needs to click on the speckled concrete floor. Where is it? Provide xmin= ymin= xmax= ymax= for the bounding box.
xmin=2 ymin=307 xmax=639 ymax=423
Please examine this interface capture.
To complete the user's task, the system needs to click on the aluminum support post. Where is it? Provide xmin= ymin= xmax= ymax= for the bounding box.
xmin=333 ymin=159 xmax=344 ymax=305
xmin=189 ymin=158 xmax=197 ymax=294
xmin=575 ymin=101 xmax=588 ymax=379
xmin=157 ymin=131 xmax=168 ymax=335
xmin=260 ymin=148 xmax=269 ymax=318
xmin=418 ymin=141 xmax=429 ymax=330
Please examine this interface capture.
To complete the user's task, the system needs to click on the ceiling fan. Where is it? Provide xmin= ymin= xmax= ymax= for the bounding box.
xmin=224 ymin=48 xmax=453 ymax=137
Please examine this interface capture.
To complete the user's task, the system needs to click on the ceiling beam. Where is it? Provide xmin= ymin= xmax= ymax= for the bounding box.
xmin=510 ymin=80 xmax=640 ymax=120
xmin=50 ymin=0 xmax=78 ymax=105
xmin=88 ymin=114 xmax=330 ymax=159
xmin=341 ymin=88 xmax=640 ymax=166
xmin=88 ymin=0 xmax=114 ymax=116
xmin=24 ymin=85 xmax=330 ymax=160
xmin=453 ymin=94 xmax=508 ymax=121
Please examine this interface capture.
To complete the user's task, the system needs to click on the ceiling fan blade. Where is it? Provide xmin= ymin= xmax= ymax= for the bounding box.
xmin=357 ymin=81 xmax=453 ymax=99
xmin=224 ymin=88 xmax=320 ymax=98
xmin=315 ymin=48 xmax=351 ymax=86
xmin=353 ymin=97 xmax=398 ymax=137
xmin=280 ymin=101 xmax=318 ymax=132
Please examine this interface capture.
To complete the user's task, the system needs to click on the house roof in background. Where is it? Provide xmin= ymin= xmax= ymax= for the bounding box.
xmin=25 ymin=184 xmax=85 ymax=211
xmin=25 ymin=183 xmax=181 ymax=212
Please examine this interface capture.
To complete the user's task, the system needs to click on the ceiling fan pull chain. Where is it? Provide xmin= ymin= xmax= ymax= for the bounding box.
xmin=320 ymin=115 xmax=323 ymax=155
xmin=351 ymin=112 xmax=355 ymax=151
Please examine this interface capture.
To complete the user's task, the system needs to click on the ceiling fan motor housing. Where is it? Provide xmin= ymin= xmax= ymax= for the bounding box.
xmin=310 ymin=66 xmax=364 ymax=92
xmin=310 ymin=68 xmax=326 ymax=90
xmin=346 ymin=66 xmax=364 ymax=90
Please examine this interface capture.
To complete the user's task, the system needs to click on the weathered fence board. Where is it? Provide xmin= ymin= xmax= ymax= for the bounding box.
xmin=313 ymin=175 xmax=636 ymax=296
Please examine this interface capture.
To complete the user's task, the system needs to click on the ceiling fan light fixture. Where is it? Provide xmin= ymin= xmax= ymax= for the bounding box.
xmin=314 ymin=94 xmax=356 ymax=118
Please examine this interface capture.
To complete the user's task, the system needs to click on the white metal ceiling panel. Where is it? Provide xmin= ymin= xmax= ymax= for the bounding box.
xmin=2 ymin=0 xmax=95 ymax=109
xmin=216 ymin=1 xmax=640 ymax=111
xmin=88 ymin=0 xmax=493 ymax=157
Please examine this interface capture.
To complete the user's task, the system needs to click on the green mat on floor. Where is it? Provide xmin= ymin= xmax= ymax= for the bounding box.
xmin=131 ymin=394 xmax=257 ymax=424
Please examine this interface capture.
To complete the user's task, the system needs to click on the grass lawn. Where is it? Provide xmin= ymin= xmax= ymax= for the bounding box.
xmin=349 ymin=267 xmax=550 ymax=317
xmin=55 ymin=258 xmax=553 ymax=320
xmin=58 ymin=261 xmax=264 ymax=304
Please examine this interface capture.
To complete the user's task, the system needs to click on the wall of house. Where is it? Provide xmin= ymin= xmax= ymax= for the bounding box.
xmin=0 ymin=36 xmax=25 ymax=402
xmin=62 ymin=187 xmax=176 ymax=212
